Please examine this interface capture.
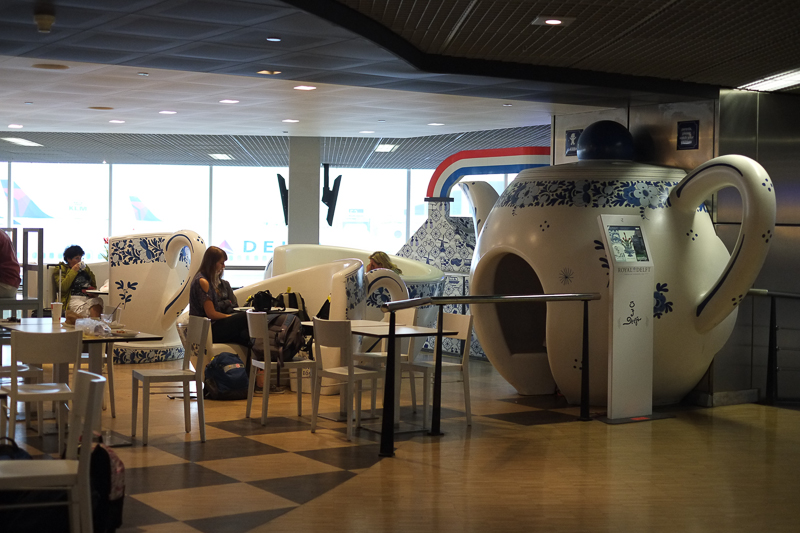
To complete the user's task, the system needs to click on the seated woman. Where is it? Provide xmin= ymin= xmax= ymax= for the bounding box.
xmin=367 ymin=251 xmax=403 ymax=274
xmin=189 ymin=246 xmax=250 ymax=348
xmin=53 ymin=245 xmax=103 ymax=318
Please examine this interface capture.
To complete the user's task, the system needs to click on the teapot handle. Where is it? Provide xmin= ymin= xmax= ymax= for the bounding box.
xmin=160 ymin=230 xmax=206 ymax=331
xmin=668 ymin=154 xmax=776 ymax=333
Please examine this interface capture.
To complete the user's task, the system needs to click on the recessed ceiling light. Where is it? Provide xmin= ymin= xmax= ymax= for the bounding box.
xmin=209 ymin=154 xmax=234 ymax=160
xmin=2 ymin=137 xmax=42 ymax=147
xmin=293 ymin=85 xmax=316 ymax=91
xmin=257 ymin=70 xmax=281 ymax=75
xmin=739 ymin=68 xmax=800 ymax=92
xmin=428 ymin=123 xmax=445 ymax=126
xmin=219 ymin=99 xmax=239 ymax=104
xmin=8 ymin=124 xmax=23 ymax=129
xmin=282 ymin=119 xmax=299 ymax=123
xmin=266 ymin=37 xmax=281 ymax=42
xmin=137 ymin=72 xmax=149 ymax=76
xmin=359 ymin=130 xmax=375 ymax=134
xmin=89 ymin=107 xmax=114 ymax=110
xmin=31 ymin=63 xmax=69 ymax=70
xmin=375 ymin=144 xmax=397 ymax=152
xmin=531 ymin=16 xmax=575 ymax=26
xmin=109 ymin=120 xmax=125 ymax=124
xmin=159 ymin=110 xmax=177 ymax=115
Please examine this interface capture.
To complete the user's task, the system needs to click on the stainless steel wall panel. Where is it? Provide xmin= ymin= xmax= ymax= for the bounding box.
xmin=628 ymin=100 xmax=716 ymax=171
xmin=714 ymin=224 xmax=800 ymax=397
xmin=719 ymin=91 xmax=800 ymax=225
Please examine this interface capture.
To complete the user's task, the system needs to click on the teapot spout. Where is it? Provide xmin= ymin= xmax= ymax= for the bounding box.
xmin=459 ymin=180 xmax=499 ymax=238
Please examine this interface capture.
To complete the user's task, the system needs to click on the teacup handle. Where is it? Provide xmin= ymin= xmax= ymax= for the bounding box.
xmin=669 ymin=154 xmax=776 ymax=333
xmin=160 ymin=230 xmax=206 ymax=330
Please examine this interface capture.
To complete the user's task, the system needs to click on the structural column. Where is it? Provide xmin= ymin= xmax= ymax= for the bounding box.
xmin=287 ymin=137 xmax=320 ymax=244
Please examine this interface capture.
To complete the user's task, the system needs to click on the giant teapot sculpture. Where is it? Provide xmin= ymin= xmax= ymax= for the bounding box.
xmin=470 ymin=121 xmax=776 ymax=405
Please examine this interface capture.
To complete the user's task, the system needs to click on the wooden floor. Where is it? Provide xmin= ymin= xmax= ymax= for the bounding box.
xmin=7 ymin=353 xmax=800 ymax=533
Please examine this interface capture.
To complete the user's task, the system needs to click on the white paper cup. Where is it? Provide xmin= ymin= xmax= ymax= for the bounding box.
xmin=51 ymin=302 xmax=63 ymax=323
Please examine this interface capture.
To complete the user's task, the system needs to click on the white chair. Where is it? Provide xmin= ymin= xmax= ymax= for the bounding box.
xmin=1 ymin=330 xmax=83 ymax=454
xmin=0 ymin=360 xmax=44 ymax=436
xmin=132 ymin=315 xmax=210 ymax=445
xmin=353 ymin=307 xmax=417 ymax=414
xmin=402 ymin=312 xmax=474 ymax=428
xmin=245 ymin=311 xmax=317 ymax=424
xmin=0 ymin=370 xmax=105 ymax=533
xmin=311 ymin=318 xmax=383 ymax=441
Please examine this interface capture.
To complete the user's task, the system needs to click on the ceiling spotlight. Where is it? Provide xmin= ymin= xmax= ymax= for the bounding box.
xmin=266 ymin=37 xmax=281 ymax=42
xmin=8 ymin=124 xmax=23 ymax=129
xmin=34 ymin=13 xmax=55 ymax=33
xmin=503 ymin=104 xmax=513 ymax=107
xmin=282 ymin=119 xmax=299 ymax=123
xmin=257 ymin=70 xmax=281 ymax=75
xmin=109 ymin=120 xmax=125 ymax=124
xmin=293 ymin=85 xmax=316 ymax=91
xmin=359 ymin=130 xmax=375 ymax=134
xmin=137 ymin=72 xmax=149 ymax=77
xmin=531 ymin=16 xmax=575 ymax=26
xmin=159 ymin=110 xmax=177 ymax=114
xmin=428 ymin=123 xmax=445 ymax=126
xmin=219 ymin=99 xmax=239 ymax=104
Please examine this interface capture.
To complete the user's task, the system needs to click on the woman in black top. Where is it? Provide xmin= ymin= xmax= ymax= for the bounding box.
xmin=189 ymin=246 xmax=250 ymax=347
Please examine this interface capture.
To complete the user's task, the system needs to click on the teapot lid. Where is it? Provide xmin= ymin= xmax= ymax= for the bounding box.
xmin=577 ymin=120 xmax=634 ymax=161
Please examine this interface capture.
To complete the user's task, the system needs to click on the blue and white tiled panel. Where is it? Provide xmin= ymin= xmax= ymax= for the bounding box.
xmin=113 ymin=344 xmax=184 ymax=364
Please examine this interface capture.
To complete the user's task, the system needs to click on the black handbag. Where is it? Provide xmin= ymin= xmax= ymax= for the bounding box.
xmin=252 ymin=290 xmax=276 ymax=312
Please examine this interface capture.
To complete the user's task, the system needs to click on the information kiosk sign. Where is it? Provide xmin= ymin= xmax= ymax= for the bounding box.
xmin=598 ymin=214 xmax=654 ymax=419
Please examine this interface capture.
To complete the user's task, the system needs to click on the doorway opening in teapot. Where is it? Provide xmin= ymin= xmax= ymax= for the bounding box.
xmin=474 ymin=253 xmax=547 ymax=358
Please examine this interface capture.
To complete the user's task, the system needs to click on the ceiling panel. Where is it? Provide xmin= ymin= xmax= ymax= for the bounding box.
xmin=1 ymin=0 xmax=798 ymax=166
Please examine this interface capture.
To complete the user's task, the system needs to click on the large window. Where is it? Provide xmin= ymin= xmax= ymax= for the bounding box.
xmin=111 ymin=165 xmax=209 ymax=237
xmin=211 ymin=166 xmax=288 ymax=287
xmin=4 ymin=161 xmax=518 ymax=274
xmin=10 ymin=163 xmax=109 ymax=263
xmin=409 ymin=169 xmax=434 ymax=236
xmin=319 ymin=168 xmax=408 ymax=253
xmin=1 ymin=163 xmax=8 ymax=228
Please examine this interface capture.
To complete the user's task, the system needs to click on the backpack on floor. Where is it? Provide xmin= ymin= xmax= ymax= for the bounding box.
xmin=275 ymin=291 xmax=310 ymax=322
xmin=90 ymin=441 xmax=125 ymax=533
xmin=203 ymin=352 xmax=249 ymax=400
xmin=267 ymin=313 xmax=304 ymax=366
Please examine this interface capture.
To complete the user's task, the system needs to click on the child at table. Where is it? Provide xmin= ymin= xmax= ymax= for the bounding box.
xmin=53 ymin=244 xmax=103 ymax=318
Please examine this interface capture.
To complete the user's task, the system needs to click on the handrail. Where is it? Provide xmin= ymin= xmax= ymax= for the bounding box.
xmin=381 ymin=293 xmax=601 ymax=312
xmin=747 ymin=288 xmax=800 ymax=404
xmin=377 ymin=292 xmax=601 ymax=457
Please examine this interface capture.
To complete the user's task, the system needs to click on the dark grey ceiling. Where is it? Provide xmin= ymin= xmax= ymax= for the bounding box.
xmin=1 ymin=0 xmax=798 ymax=166
xmin=0 ymin=125 xmax=550 ymax=168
